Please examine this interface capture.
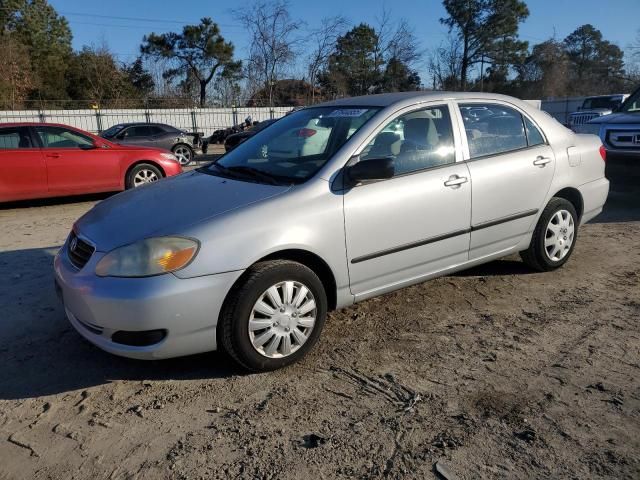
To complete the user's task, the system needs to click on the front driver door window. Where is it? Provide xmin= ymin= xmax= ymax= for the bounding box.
xmin=37 ymin=127 xmax=94 ymax=149
xmin=343 ymin=104 xmax=471 ymax=298
xmin=361 ymin=105 xmax=456 ymax=175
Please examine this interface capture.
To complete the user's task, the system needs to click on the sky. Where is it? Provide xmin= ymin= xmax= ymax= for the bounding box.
xmin=49 ymin=0 xmax=640 ymax=83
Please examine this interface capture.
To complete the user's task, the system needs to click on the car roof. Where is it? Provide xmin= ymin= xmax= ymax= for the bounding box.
xmin=313 ymin=91 xmax=534 ymax=108
xmin=0 ymin=122 xmax=88 ymax=129
xmin=110 ymin=122 xmax=175 ymax=128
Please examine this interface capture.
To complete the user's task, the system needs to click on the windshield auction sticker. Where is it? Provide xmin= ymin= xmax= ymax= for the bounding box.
xmin=326 ymin=109 xmax=369 ymax=118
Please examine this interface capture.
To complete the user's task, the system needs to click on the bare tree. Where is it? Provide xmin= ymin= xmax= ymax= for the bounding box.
xmin=306 ymin=16 xmax=348 ymax=103
xmin=386 ymin=19 xmax=423 ymax=68
xmin=0 ymin=34 xmax=34 ymax=109
xmin=236 ymin=1 xmax=302 ymax=107
xmin=429 ymin=35 xmax=463 ymax=90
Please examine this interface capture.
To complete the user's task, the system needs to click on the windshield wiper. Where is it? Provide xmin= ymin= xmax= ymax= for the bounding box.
xmin=225 ymin=166 xmax=283 ymax=185
xmin=201 ymin=163 xmax=295 ymax=185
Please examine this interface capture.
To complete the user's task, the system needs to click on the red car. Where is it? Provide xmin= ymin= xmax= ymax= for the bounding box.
xmin=0 ymin=123 xmax=183 ymax=202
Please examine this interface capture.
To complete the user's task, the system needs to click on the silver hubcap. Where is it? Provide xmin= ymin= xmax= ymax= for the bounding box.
xmin=133 ymin=169 xmax=159 ymax=187
xmin=249 ymin=281 xmax=317 ymax=358
xmin=545 ymin=209 xmax=575 ymax=261
xmin=174 ymin=146 xmax=192 ymax=165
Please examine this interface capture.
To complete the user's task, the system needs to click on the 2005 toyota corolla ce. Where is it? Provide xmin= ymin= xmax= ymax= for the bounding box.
xmin=54 ymin=92 xmax=609 ymax=371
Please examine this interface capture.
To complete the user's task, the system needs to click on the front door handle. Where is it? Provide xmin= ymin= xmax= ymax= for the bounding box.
xmin=45 ymin=153 xmax=61 ymax=158
xmin=444 ymin=175 xmax=468 ymax=188
xmin=533 ymin=156 xmax=551 ymax=167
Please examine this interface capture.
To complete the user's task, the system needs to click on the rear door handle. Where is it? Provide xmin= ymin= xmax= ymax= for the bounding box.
xmin=444 ymin=175 xmax=468 ymax=188
xmin=533 ymin=156 xmax=551 ymax=167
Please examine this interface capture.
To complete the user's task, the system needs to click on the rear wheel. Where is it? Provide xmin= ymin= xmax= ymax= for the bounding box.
xmin=219 ymin=260 xmax=327 ymax=372
xmin=126 ymin=163 xmax=162 ymax=189
xmin=172 ymin=144 xmax=194 ymax=165
xmin=520 ymin=197 xmax=578 ymax=271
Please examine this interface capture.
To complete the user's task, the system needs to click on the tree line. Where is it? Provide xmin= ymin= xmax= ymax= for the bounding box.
xmin=1 ymin=0 xmax=638 ymax=110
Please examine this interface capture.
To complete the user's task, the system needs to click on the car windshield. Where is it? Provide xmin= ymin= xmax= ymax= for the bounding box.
xmin=582 ymin=96 xmax=621 ymax=110
xmin=620 ymin=89 xmax=640 ymax=113
xmin=251 ymin=119 xmax=276 ymax=132
xmin=101 ymin=125 xmax=125 ymax=138
xmin=204 ymin=106 xmax=380 ymax=184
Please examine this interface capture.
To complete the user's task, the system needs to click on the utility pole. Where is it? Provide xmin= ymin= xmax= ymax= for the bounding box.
xmin=480 ymin=54 xmax=485 ymax=92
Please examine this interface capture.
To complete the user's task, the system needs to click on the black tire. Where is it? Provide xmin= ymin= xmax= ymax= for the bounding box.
xmin=125 ymin=163 xmax=163 ymax=190
xmin=171 ymin=144 xmax=194 ymax=165
xmin=520 ymin=197 xmax=578 ymax=272
xmin=219 ymin=260 xmax=328 ymax=372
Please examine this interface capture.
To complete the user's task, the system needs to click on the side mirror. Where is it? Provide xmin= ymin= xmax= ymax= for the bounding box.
xmin=345 ymin=157 xmax=394 ymax=186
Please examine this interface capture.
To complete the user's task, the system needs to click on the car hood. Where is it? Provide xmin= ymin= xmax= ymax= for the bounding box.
xmin=75 ymin=170 xmax=291 ymax=251
xmin=588 ymin=112 xmax=640 ymax=125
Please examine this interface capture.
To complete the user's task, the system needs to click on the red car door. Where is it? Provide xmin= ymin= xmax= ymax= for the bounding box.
xmin=35 ymin=125 xmax=121 ymax=194
xmin=0 ymin=126 xmax=47 ymax=202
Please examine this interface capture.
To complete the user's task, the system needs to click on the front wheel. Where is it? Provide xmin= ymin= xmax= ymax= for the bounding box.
xmin=172 ymin=144 xmax=194 ymax=165
xmin=126 ymin=163 xmax=162 ymax=189
xmin=520 ymin=197 xmax=578 ymax=271
xmin=219 ymin=260 xmax=327 ymax=372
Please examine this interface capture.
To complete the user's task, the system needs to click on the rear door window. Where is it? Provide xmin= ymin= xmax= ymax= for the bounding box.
xmin=459 ymin=103 xmax=527 ymax=158
xmin=147 ymin=126 xmax=166 ymax=136
xmin=125 ymin=126 xmax=152 ymax=138
xmin=0 ymin=127 xmax=34 ymax=149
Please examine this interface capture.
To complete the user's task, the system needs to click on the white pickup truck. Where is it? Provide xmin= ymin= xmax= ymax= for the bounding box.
xmin=567 ymin=94 xmax=628 ymax=131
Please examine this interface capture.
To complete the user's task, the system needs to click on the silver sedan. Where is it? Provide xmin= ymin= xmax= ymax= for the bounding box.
xmin=54 ymin=92 xmax=609 ymax=371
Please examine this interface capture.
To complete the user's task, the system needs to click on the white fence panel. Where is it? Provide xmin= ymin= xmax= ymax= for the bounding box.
xmin=540 ymin=97 xmax=586 ymax=125
xmin=0 ymin=107 xmax=292 ymax=134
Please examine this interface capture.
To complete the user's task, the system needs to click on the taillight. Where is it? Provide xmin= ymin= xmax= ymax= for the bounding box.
xmin=599 ymin=145 xmax=606 ymax=162
xmin=297 ymin=128 xmax=317 ymax=138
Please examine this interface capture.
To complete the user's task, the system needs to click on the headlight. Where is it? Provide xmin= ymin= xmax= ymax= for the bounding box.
xmin=95 ymin=237 xmax=199 ymax=277
xmin=160 ymin=152 xmax=178 ymax=161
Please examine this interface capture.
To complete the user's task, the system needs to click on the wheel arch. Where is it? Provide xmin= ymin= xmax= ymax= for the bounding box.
xmin=257 ymin=249 xmax=337 ymax=311
xmin=551 ymin=187 xmax=584 ymax=221
xmin=222 ymin=249 xmax=338 ymax=312
xmin=124 ymin=160 xmax=166 ymax=187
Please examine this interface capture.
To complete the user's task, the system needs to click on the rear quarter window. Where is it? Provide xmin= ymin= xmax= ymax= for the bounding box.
xmin=0 ymin=130 xmax=21 ymax=149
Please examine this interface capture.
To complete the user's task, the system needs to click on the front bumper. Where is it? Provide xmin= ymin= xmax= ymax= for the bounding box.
xmin=604 ymin=148 xmax=640 ymax=158
xmin=54 ymin=241 xmax=244 ymax=360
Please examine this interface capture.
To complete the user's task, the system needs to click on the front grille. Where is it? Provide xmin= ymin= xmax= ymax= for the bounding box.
xmin=67 ymin=232 xmax=95 ymax=270
xmin=569 ymin=113 xmax=599 ymax=126
xmin=606 ymin=129 xmax=640 ymax=150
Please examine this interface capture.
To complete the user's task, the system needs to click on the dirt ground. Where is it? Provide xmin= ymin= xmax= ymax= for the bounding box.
xmin=0 ymin=161 xmax=638 ymax=480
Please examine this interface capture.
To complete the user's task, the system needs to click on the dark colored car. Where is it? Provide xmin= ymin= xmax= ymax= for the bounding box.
xmin=224 ymin=119 xmax=278 ymax=152
xmin=575 ymin=85 xmax=640 ymax=157
xmin=100 ymin=123 xmax=203 ymax=165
